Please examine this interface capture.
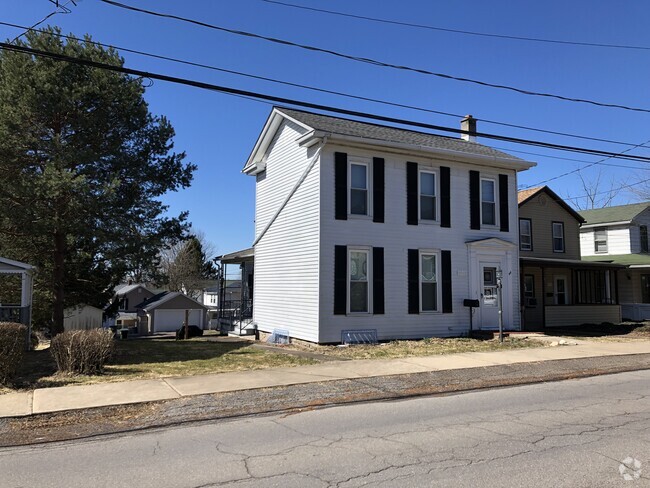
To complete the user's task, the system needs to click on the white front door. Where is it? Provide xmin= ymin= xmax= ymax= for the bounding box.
xmin=479 ymin=262 xmax=500 ymax=328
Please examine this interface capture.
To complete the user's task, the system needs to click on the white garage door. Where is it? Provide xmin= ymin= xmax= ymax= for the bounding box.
xmin=154 ymin=309 xmax=204 ymax=332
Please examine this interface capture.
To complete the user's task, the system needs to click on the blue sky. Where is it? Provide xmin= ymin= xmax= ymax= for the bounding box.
xmin=3 ymin=1 xmax=650 ymax=256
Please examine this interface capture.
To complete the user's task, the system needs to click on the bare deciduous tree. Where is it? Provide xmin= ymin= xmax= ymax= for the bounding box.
xmin=566 ymin=170 xmax=620 ymax=210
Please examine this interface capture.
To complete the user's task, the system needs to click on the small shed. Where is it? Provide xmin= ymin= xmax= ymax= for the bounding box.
xmin=63 ymin=304 xmax=104 ymax=331
xmin=136 ymin=292 xmax=208 ymax=335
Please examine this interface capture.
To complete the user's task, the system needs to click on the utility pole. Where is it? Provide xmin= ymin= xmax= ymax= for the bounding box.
xmin=496 ymin=269 xmax=504 ymax=343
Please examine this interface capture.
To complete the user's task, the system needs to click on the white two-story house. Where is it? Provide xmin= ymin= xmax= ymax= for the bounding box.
xmin=580 ymin=202 xmax=650 ymax=320
xmin=237 ymin=107 xmax=535 ymax=343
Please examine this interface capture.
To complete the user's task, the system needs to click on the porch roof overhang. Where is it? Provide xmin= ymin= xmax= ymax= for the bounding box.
xmin=581 ymin=254 xmax=650 ymax=268
xmin=217 ymin=247 xmax=254 ymax=264
xmin=521 ymin=257 xmax=626 ymax=270
xmin=0 ymin=256 xmax=35 ymax=275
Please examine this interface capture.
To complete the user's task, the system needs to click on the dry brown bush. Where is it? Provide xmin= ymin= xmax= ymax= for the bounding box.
xmin=50 ymin=329 xmax=114 ymax=374
xmin=0 ymin=322 xmax=27 ymax=384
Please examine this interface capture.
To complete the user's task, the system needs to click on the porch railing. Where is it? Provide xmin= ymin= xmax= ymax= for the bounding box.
xmin=0 ymin=305 xmax=30 ymax=325
xmin=218 ymin=299 xmax=253 ymax=334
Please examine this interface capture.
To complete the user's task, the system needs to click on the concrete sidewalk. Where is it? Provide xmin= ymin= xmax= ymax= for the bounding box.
xmin=2 ymin=340 xmax=650 ymax=418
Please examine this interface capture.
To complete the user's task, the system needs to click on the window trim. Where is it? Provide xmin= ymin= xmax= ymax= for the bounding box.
xmin=554 ymin=275 xmax=568 ymax=305
xmin=480 ymin=177 xmax=498 ymax=227
xmin=347 ymin=247 xmax=372 ymax=315
xmin=523 ymin=274 xmax=535 ymax=299
xmin=418 ymin=168 xmax=438 ymax=223
xmin=552 ymin=221 xmax=565 ymax=253
xmin=519 ymin=218 xmax=533 ymax=251
xmin=419 ymin=249 xmax=441 ymax=314
xmin=594 ymin=227 xmax=608 ymax=254
xmin=348 ymin=160 xmax=372 ymax=217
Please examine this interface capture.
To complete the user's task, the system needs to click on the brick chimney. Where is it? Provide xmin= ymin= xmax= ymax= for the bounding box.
xmin=461 ymin=115 xmax=477 ymax=143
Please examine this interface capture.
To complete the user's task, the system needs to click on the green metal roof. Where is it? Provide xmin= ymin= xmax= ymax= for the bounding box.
xmin=582 ymin=254 xmax=650 ymax=266
xmin=579 ymin=202 xmax=649 ymax=225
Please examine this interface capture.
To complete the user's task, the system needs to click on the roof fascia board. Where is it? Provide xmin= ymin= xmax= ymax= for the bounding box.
xmin=301 ymin=132 xmax=535 ymax=171
xmin=0 ymin=256 xmax=34 ymax=271
xmin=142 ymin=292 xmax=207 ymax=311
xmin=243 ymin=109 xmax=314 ymax=174
xmin=581 ymin=220 xmax=631 ymax=229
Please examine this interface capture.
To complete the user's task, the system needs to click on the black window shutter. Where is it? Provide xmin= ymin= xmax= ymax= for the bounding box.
xmin=499 ymin=174 xmax=509 ymax=232
xmin=408 ymin=249 xmax=419 ymax=314
xmin=441 ymin=250 xmax=453 ymax=313
xmin=469 ymin=170 xmax=480 ymax=230
xmin=373 ymin=247 xmax=384 ymax=314
xmin=334 ymin=245 xmax=347 ymax=314
xmin=373 ymin=158 xmax=385 ymax=223
xmin=406 ymin=162 xmax=418 ymax=225
xmin=335 ymin=152 xmax=348 ymax=220
xmin=440 ymin=166 xmax=451 ymax=228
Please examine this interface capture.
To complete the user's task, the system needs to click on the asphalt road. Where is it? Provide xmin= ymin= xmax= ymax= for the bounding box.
xmin=2 ymin=370 xmax=650 ymax=488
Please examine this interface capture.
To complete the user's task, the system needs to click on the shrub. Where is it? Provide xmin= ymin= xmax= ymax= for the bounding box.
xmin=50 ymin=329 xmax=114 ymax=374
xmin=0 ymin=322 xmax=27 ymax=385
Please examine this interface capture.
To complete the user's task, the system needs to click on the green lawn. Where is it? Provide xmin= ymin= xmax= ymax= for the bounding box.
xmin=3 ymin=338 xmax=316 ymax=393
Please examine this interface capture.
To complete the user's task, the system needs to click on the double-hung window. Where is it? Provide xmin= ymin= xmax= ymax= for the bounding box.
xmin=481 ymin=179 xmax=496 ymax=226
xmin=349 ymin=249 xmax=370 ymax=313
xmin=519 ymin=218 xmax=532 ymax=251
xmin=552 ymin=222 xmax=565 ymax=253
xmin=420 ymin=252 xmax=439 ymax=312
xmin=419 ymin=170 xmax=437 ymax=221
xmin=641 ymin=225 xmax=648 ymax=253
xmin=350 ymin=163 xmax=368 ymax=216
xmin=594 ymin=228 xmax=608 ymax=253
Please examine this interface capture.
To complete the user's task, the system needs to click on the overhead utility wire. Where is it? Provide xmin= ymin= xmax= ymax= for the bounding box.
xmin=98 ymin=0 xmax=650 ymax=115
xmin=5 ymin=41 xmax=650 ymax=164
xmin=563 ymin=177 xmax=650 ymax=203
xmin=523 ymin=139 xmax=650 ymax=189
xmin=11 ymin=0 xmax=76 ymax=43
xmin=2 ymin=21 xmax=637 ymax=149
xmin=263 ymin=0 xmax=650 ymax=52
xmin=493 ymin=146 xmax=650 ymax=170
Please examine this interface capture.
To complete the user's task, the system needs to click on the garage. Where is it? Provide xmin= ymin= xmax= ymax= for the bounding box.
xmin=136 ymin=291 xmax=208 ymax=335
xmin=153 ymin=309 xmax=204 ymax=332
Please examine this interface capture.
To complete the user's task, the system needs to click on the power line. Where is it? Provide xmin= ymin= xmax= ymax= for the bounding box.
xmin=97 ymin=0 xmax=650 ymax=115
xmin=523 ymin=139 xmax=650 ymax=188
xmin=263 ymin=0 xmax=650 ymax=52
xmin=11 ymin=0 xmax=76 ymax=43
xmin=494 ymin=146 xmax=650 ymax=170
xmin=563 ymin=177 xmax=650 ymax=203
xmin=5 ymin=41 xmax=650 ymax=165
xmin=1 ymin=20 xmax=638 ymax=149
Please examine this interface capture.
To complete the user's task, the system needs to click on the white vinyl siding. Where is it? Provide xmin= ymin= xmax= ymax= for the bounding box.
xmin=319 ymin=146 xmax=521 ymax=343
xmin=253 ymin=119 xmax=321 ymax=342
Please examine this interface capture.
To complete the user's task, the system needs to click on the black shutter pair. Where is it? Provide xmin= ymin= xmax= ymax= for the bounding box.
xmin=334 ymin=246 xmax=384 ymax=315
xmin=408 ymin=249 xmax=453 ymax=314
xmin=469 ymin=171 xmax=509 ymax=232
xmin=335 ymin=152 xmax=384 ymax=223
xmin=406 ymin=163 xmax=451 ymax=227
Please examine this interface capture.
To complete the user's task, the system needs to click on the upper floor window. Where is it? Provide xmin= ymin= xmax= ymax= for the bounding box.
xmin=419 ymin=170 xmax=437 ymax=221
xmin=420 ymin=251 xmax=439 ymax=312
xmin=349 ymin=249 xmax=370 ymax=313
xmin=594 ymin=228 xmax=608 ymax=253
xmin=519 ymin=218 xmax=532 ymax=251
xmin=641 ymin=225 xmax=649 ymax=253
xmin=349 ymin=163 xmax=368 ymax=216
xmin=118 ymin=297 xmax=128 ymax=311
xmin=552 ymin=222 xmax=565 ymax=253
xmin=481 ymin=178 xmax=496 ymax=226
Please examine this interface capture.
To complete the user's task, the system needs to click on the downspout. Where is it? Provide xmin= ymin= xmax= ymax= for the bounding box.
xmin=252 ymin=137 xmax=327 ymax=248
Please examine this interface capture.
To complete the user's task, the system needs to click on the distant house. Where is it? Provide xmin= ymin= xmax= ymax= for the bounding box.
xmin=230 ymin=107 xmax=537 ymax=343
xmin=0 ymin=256 xmax=34 ymax=328
xmin=135 ymin=291 xmax=208 ymax=334
xmin=579 ymin=202 xmax=650 ymax=320
xmin=103 ymin=283 xmax=156 ymax=329
xmin=63 ymin=304 xmax=103 ymax=331
xmin=518 ymin=186 xmax=622 ymax=329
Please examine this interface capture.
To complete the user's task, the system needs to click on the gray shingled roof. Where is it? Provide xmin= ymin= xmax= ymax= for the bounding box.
xmin=277 ymin=107 xmax=526 ymax=162
xmin=579 ymin=202 xmax=650 ymax=225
